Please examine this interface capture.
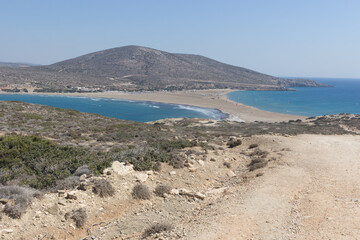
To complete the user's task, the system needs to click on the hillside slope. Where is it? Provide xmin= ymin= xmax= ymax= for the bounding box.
xmin=0 ymin=46 xmax=328 ymax=91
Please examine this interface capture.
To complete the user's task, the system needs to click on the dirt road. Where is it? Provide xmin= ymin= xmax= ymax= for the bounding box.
xmin=187 ymin=135 xmax=360 ymax=240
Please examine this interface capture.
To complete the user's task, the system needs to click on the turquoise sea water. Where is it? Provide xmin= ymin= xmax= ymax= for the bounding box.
xmin=0 ymin=94 xmax=226 ymax=122
xmin=227 ymin=78 xmax=360 ymax=116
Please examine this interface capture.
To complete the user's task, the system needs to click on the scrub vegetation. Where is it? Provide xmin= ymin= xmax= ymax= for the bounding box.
xmin=0 ymin=101 xmax=358 ymax=192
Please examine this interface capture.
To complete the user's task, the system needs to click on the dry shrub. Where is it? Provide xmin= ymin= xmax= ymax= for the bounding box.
xmin=153 ymin=162 xmax=162 ymax=172
xmin=143 ymin=223 xmax=172 ymax=238
xmin=248 ymin=149 xmax=269 ymax=158
xmin=249 ymin=162 xmax=268 ymax=171
xmin=248 ymin=158 xmax=268 ymax=171
xmin=73 ymin=165 xmax=91 ymax=177
xmin=170 ymin=156 xmax=184 ymax=169
xmin=227 ymin=139 xmax=242 ymax=148
xmin=132 ymin=184 xmax=151 ymax=200
xmin=69 ymin=208 xmax=87 ymax=228
xmin=55 ymin=176 xmax=80 ymax=191
xmin=92 ymin=179 xmax=115 ymax=198
xmin=154 ymin=185 xmax=172 ymax=197
xmin=0 ymin=185 xmax=39 ymax=219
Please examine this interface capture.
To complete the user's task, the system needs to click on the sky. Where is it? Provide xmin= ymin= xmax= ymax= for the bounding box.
xmin=1 ymin=0 xmax=360 ymax=78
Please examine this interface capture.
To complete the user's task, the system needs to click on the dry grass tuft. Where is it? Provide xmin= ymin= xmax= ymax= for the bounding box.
xmin=143 ymin=223 xmax=172 ymax=238
xmin=92 ymin=179 xmax=115 ymax=198
xmin=154 ymin=185 xmax=172 ymax=197
xmin=132 ymin=184 xmax=151 ymax=200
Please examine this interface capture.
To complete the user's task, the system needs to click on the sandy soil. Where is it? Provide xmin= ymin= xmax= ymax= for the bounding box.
xmin=23 ymin=89 xmax=304 ymax=122
xmin=185 ymin=134 xmax=360 ymax=240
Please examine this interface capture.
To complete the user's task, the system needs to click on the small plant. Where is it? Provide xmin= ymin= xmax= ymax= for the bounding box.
xmin=132 ymin=184 xmax=151 ymax=200
xmin=154 ymin=184 xmax=172 ymax=197
xmin=248 ymin=149 xmax=269 ymax=158
xmin=55 ymin=176 xmax=80 ymax=190
xmin=227 ymin=139 xmax=242 ymax=148
xmin=73 ymin=165 xmax=91 ymax=177
xmin=153 ymin=161 xmax=162 ymax=172
xmin=248 ymin=158 xmax=268 ymax=171
xmin=69 ymin=208 xmax=87 ymax=228
xmin=170 ymin=156 xmax=185 ymax=169
xmin=92 ymin=179 xmax=115 ymax=198
xmin=143 ymin=223 xmax=172 ymax=238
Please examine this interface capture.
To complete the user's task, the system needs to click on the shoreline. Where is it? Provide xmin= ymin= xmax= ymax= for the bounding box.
xmin=0 ymin=89 xmax=304 ymax=122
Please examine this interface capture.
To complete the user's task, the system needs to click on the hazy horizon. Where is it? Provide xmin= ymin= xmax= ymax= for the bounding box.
xmin=1 ymin=0 xmax=360 ymax=78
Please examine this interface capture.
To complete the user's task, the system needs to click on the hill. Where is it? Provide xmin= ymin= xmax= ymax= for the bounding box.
xmin=0 ymin=46 xmax=328 ymax=91
xmin=0 ymin=62 xmax=38 ymax=68
xmin=0 ymin=101 xmax=358 ymax=239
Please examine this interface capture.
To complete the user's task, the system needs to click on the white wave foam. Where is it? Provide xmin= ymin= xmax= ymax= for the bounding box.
xmin=176 ymin=105 xmax=224 ymax=120
xmin=226 ymin=115 xmax=244 ymax=122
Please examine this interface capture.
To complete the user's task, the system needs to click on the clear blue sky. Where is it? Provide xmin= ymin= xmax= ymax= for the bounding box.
xmin=1 ymin=0 xmax=360 ymax=78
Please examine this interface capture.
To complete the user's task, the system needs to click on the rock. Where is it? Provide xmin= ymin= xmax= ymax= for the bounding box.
xmin=65 ymin=192 xmax=77 ymax=200
xmin=0 ymin=198 xmax=14 ymax=205
xmin=179 ymin=189 xmax=191 ymax=195
xmin=0 ymin=229 xmax=13 ymax=234
xmin=194 ymin=192 xmax=206 ymax=200
xmin=135 ymin=173 xmax=148 ymax=182
xmin=226 ymin=170 xmax=236 ymax=178
xmin=210 ymin=158 xmax=216 ymax=162
xmin=57 ymin=190 xmax=66 ymax=197
xmin=170 ymin=189 xmax=180 ymax=195
xmin=79 ymin=174 xmax=87 ymax=181
xmin=78 ymin=182 xmax=87 ymax=191
xmin=58 ymin=200 xmax=66 ymax=206
xmin=188 ymin=166 xmax=198 ymax=172
xmin=198 ymin=160 xmax=205 ymax=166
xmin=206 ymin=187 xmax=228 ymax=195
xmin=110 ymin=161 xmax=134 ymax=176
xmin=169 ymin=171 xmax=176 ymax=176
xmin=46 ymin=204 xmax=59 ymax=215
xmin=179 ymin=189 xmax=205 ymax=200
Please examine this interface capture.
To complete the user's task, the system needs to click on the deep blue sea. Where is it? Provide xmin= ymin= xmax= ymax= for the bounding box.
xmin=0 ymin=94 xmax=225 ymax=122
xmin=227 ymin=78 xmax=360 ymax=116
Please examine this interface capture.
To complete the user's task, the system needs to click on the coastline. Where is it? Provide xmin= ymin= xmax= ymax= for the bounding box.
xmin=5 ymin=89 xmax=305 ymax=122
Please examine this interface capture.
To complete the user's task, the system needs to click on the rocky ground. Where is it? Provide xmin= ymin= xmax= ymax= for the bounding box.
xmin=1 ymin=133 xmax=359 ymax=240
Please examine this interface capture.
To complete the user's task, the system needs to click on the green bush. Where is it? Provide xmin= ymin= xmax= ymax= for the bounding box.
xmin=120 ymin=147 xmax=172 ymax=171
xmin=156 ymin=139 xmax=196 ymax=152
xmin=0 ymin=135 xmax=111 ymax=189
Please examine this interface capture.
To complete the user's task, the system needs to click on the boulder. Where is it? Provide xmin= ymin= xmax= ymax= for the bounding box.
xmin=110 ymin=161 xmax=134 ymax=176
xmin=135 ymin=173 xmax=148 ymax=182
xmin=226 ymin=170 xmax=236 ymax=177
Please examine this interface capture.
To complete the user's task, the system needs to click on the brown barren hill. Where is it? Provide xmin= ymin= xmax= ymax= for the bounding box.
xmin=0 ymin=46 xmax=329 ymax=91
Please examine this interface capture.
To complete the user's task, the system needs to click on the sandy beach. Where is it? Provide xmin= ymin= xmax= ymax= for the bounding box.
xmin=24 ymin=89 xmax=303 ymax=122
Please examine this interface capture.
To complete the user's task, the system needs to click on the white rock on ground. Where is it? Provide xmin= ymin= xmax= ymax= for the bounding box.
xmin=108 ymin=161 xmax=134 ymax=176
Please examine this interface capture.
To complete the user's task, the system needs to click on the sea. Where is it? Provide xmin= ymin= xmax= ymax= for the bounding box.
xmin=227 ymin=78 xmax=360 ymax=117
xmin=0 ymin=94 xmax=226 ymax=122
xmin=0 ymin=78 xmax=358 ymax=121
